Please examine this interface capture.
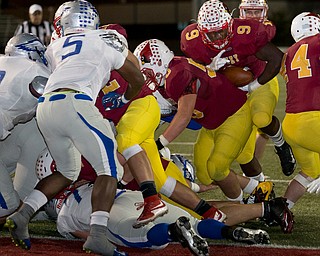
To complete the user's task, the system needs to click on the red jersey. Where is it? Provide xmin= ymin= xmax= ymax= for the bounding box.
xmin=282 ymin=34 xmax=320 ymax=113
xmin=96 ymin=71 xmax=153 ymax=125
xmin=164 ymin=56 xmax=247 ymax=129
xmin=262 ymin=20 xmax=276 ymax=42
xmin=180 ymin=19 xmax=270 ymax=78
xmin=245 ymin=19 xmax=276 ymax=76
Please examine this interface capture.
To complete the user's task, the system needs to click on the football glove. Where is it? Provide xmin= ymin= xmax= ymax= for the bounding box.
xmin=307 ymin=177 xmax=320 ymax=194
xmin=206 ymin=49 xmax=230 ymax=71
xmin=239 ymin=79 xmax=263 ymax=93
xmin=102 ymin=92 xmax=129 ymax=110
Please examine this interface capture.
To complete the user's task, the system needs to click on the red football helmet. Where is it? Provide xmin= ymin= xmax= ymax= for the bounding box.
xmin=197 ymin=0 xmax=234 ymax=51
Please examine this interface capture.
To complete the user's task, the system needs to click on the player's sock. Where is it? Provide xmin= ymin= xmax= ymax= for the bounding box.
xmin=147 ymin=223 xmax=171 ymax=246
xmin=194 ymin=199 xmax=211 ymax=216
xmin=140 ymin=181 xmax=158 ymax=198
xmin=268 ymin=124 xmax=284 ymax=147
xmin=197 ymin=218 xmax=225 ymax=239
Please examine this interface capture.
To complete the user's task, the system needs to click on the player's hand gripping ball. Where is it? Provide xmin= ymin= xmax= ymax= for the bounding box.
xmin=219 ymin=66 xmax=254 ymax=87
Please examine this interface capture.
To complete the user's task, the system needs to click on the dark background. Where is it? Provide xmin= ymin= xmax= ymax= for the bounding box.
xmin=0 ymin=0 xmax=320 ymax=54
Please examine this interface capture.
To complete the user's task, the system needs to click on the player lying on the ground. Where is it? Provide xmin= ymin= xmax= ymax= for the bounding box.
xmin=37 ymin=147 xmax=294 ymax=238
xmin=36 ymin=154 xmax=272 ymax=256
xmin=117 ymin=151 xmax=293 ymax=233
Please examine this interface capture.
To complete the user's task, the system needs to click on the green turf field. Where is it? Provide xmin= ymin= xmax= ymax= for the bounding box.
xmin=1 ymin=75 xmax=318 ymax=248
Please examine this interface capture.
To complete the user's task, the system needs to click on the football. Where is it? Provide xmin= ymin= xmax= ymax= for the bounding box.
xmin=219 ymin=65 xmax=254 ymax=87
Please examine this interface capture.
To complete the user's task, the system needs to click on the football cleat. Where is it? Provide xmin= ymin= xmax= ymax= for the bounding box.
xmin=170 ymin=216 xmax=209 ymax=256
xmin=83 ymin=224 xmax=128 ymax=255
xmin=232 ymin=227 xmax=271 ymax=245
xmin=133 ymin=194 xmax=168 ymax=228
xmin=4 ymin=212 xmax=31 ymax=250
xmin=275 ymin=142 xmax=296 ymax=176
xmin=263 ymin=197 xmax=294 ymax=234
xmin=244 ymin=181 xmax=275 ymax=204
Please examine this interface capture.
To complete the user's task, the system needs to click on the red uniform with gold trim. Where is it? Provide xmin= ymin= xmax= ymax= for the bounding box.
xmin=180 ymin=19 xmax=270 ymax=77
xmin=165 ymin=56 xmax=247 ymax=129
xmin=181 ymin=19 xmax=279 ymax=165
xmin=282 ymin=34 xmax=320 ymax=114
xmin=96 ymin=71 xmax=152 ymax=125
xmin=163 ymin=56 xmax=253 ymax=184
xmin=281 ymin=33 xmax=320 ymax=179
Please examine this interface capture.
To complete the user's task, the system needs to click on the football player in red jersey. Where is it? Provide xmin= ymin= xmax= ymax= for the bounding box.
xmin=238 ymin=0 xmax=279 ymax=165
xmin=146 ymin=39 xmax=276 ymax=204
xmin=97 ymin=25 xmax=169 ymax=228
xmin=97 ymin=34 xmax=227 ymax=223
xmin=281 ymin=13 xmax=320 ymax=209
xmin=180 ymin=0 xmax=296 ymax=178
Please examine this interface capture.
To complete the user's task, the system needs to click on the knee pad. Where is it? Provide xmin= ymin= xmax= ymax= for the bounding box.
xmin=160 ymin=176 xmax=177 ymax=197
xmin=237 ymin=151 xmax=254 ymax=165
xmin=208 ymin=160 xmax=229 ymax=182
xmin=252 ymin=112 xmax=272 ymax=129
xmin=293 ymin=173 xmax=313 ymax=188
xmin=122 ymin=144 xmax=143 ymax=161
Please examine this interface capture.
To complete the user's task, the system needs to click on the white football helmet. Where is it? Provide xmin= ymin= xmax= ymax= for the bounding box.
xmin=239 ymin=0 xmax=269 ymax=22
xmin=133 ymin=39 xmax=174 ymax=90
xmin=35 ymin=148 xmax=56 ymax=180
xmin=5 ymin=33 xmax=47 ymax=65
xmin=53 ymin=1 xmax=73 ymax=39
xmin=60 ymin=0 xmax=100 ymax=36
xmin=291 ymin=12 xmax=320 ymax=42
xmin=197 ymin=0 xmax=233 ymax=50
xmin=171 ymin=154 xmax=195 ymax=182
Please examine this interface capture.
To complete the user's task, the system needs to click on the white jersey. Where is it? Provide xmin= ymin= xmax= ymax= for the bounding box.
xmin=0 ymin=56 xmax=50 ymax=140
xmin=44 ymin=29 xmax=128 ymax=100
xmin=56 ymin=187 xmax=198 ymax=248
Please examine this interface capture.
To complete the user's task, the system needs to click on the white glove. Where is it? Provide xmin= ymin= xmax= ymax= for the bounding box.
xmin=239 ymin=79 xmax=263 ymax=93
xmin=307 ymin=178 xmax=320 ymax=194
xmin=159 ymin=146 xmax=171 ymax=159
xmin=207 ymin=49 xmax=230 ymax=71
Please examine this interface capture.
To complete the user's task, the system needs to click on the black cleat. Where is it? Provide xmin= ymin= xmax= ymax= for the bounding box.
xmin=275 ymin=142 xmax=296 ymax=176
xmin=263 ymin=197 xmax=294 ymax=234
xmin=232 ymin=227 xmax=271 ymax=245
xmin=170 ymin=216 xmax=209 ymax=256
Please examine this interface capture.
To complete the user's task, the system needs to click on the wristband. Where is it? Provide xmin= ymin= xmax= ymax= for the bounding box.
xmin=159 ymin=135 xmax=169 ymax=147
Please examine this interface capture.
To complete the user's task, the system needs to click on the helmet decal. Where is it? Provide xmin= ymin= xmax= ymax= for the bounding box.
xmin=5 ymin=33 xmax=47 ymax=65
xmin=134 ymin=39 xmax=174 ymax=90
